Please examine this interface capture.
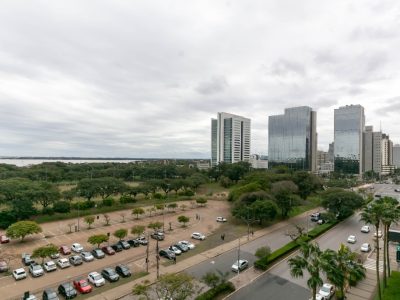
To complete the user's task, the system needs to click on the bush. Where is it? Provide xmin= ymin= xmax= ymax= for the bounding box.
xmin=0 ymin=211 xmax=17 ymax=229
xmin=195 ymin=282 xmax=235 ymax=300
xmin=72 ymin=201 xmax=96 ymax=210
xmin=120 ymin=195 xmax=136 ymax=204
xmin=102 ymin=197 xmax=115 ymax=207
xmin=53 ymin=201 xmax=71 ymax=213
xmin=42 ymin=207 xmax=54 ymax=215
xmin=153 ymin=193 xmax=164 ymax=199
xmin=178 ymin=189 xmax=195 ymax=196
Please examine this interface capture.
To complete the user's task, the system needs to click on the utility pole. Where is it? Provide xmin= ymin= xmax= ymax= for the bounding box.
xmin=146 ymin=232 xmax=149 ymax=273
xmin=237 ymin=238 xmax=241 ymax=274
xmin=156 ymin=239 xmax=160 ymax=279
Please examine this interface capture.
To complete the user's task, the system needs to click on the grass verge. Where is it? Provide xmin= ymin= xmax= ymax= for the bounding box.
xmin=381 ymin=271 xmax=400 ymax=300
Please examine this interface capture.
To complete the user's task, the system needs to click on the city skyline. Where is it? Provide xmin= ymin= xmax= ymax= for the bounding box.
xmin=1 ymin=1 xmax=400 ymax=158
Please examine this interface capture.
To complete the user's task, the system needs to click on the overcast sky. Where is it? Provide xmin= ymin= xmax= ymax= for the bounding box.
xmin=1 ymin=0 xmax=400 ymax=158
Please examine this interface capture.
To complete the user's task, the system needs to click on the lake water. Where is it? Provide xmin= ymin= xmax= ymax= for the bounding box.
xmin=0 ymin=158 xmax=140 ymax=167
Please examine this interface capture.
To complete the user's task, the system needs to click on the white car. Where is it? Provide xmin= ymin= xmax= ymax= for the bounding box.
xmin=81 ymin=251 xmax=94 ymax=262
xmin=347 ymin=235 xmax=357 ymax=244
xmin=29 ymin=263 xmax=44 ymax=277
xmin=361 ymin=225 xmax=370 ymax=233
xmin=309 ymin=295 xmax=324 ymax=300
xmin=216 ymin=217 xmax=227 ymax=222
xmin=13 ymin=268 xmax=27 ymax=280
xmin=361 ymin=243 xmax=371 ymax=252
xmin=191 ymin=232 xmax=206 ymax=240
xmin=43 ymin=260 xmax=57 ymax=272
xmin=374 ymin=231 xmax=383 ymax=238
xmin=168 ymin=246 xmax=182 ymax=255
xmin=88 ymin=271 xmax=106 ymax=287
xmin=57 ymin=258 xmax=71 ymax=269
xmin=179 ymin=240 xmax=195 ymax=249
xmin=231 ymin=259 xmax=249 ymax=272
xmin=71 ymin=243 xmax=84 ymax=253
xmin=318 ymin=283 xmax=335 ymax=299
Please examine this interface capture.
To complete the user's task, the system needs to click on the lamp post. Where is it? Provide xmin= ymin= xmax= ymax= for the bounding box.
xmin=237 ymin=237 xmax=241 ymax=275
xmin=146 ymin=231 xmax=150 ymax=273
xmin=156 ymin=239 xmax=160 ymax=279
xmin=163 ymin=184 xmax=170 ymax=232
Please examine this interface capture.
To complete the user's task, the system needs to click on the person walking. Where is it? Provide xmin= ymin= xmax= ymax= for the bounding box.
xmin=173 ymin=256 xmax=176 ymax=264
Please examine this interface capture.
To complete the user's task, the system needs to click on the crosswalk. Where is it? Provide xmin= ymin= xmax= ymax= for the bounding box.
xmin=364 ymin=258 xmax=384 ymax=272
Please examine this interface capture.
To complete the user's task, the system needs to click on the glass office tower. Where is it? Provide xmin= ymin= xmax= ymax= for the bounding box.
xmin=268 ymin=106 xmax=317 ymax=171
xmin=334 ymin=105 xmax=365 ymax=175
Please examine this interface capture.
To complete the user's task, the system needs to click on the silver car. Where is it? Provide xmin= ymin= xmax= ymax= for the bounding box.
xmin=231 ymin=259 xmax=249 ymax=272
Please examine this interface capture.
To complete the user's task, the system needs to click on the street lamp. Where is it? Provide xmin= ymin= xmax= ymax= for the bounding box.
xmin=163 ymin=184 xmax=170 ymax=232
xmin=237 ymin=237 xmax=241 ymax=275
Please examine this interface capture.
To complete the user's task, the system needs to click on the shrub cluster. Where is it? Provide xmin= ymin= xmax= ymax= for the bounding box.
xmin=195 ymin=282 xmax=235 ymax=300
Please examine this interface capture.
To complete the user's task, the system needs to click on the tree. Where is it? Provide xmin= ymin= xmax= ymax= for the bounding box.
xmin=196 ymin=198 xmax=207 ymax=207
xmin=119 ymin=212 xmax=126 ymax=223
xmin=147 ymin=207 xmax=156 ymax=217
xmin=154 ymin=273 xmax=201 ymax=300
xmin=103 ymin=214 xmax=111 ymax=226
xmin=321 ymin=189 xmax=364 ymax=219
xmin=6 ymin=220 xmax=42 ymax=242
xmin=155 ymin=203 xmax=165 ymax=214
xmin=288 ymin=242 xmax=326 ymax=300
xmin=360 ymin=200 xmax=385 ymax=300
xmin=271 ymin=181 xmax=299 ymax=217
xmin=180 ymin=204 xmax=187 ymax=211
xmin=167 ymin=203 xmax=177 ymax=211
xmin=250 ymin=200 xmax=278 ymax=225
xmin=96 ymin=177 xmax=127 ymax=200
xmin=87 ymin=234 xmax=109 ymax=248
xmin=148 ymin=221 xmax=163 ymax=231
xmin=113 ymin=228 xmax=128 ymax=240
xmin=132 ymin=284 xmax=150 ymax=300
xmin=177 ymin=215 xmax=190 ymax=227
xmin=292 ymin=171 xmax=322 ymax=199
xmin=131 ymin=225 xmax=145 ymax=237
xmin=132 ymin=207 xmax=145 ymax=219
xmin=255 ymin=246 xmax=271 ymax=259
xmin=32 ymin=244 xmax=59 ymax=264
xmin=67 ymin=222 xmax=75 ymax=233
xmin=34 ymin=182 xmax=61 ymax=208
xmin=202 ymin=270 xmax=229 ymax=289
xmin=76 ymin=178 xmax=99 ymax=201
xmin=84 ymin=215 xmax=95 ymax=229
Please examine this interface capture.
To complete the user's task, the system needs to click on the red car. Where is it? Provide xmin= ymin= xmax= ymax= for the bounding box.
xmin=73 ymin=278 xmax=92 ymax=294
xmin=101 ymin=246 xmax=115 ymax=255
xmin=59 ymin=245 xmax=71 ymax=255
xmin=0 ymin=235 xmax=10 ymax=244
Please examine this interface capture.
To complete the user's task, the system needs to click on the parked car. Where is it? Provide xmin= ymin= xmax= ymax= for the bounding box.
xmin=361 ymin=243 xmax=371 ymax=252
xmin=317 ymin=219 xmax=325 ymax=225
xmin=73 ymin=278 xmax=92 ymax=294
xmin=59 ymin=245 xmax=71 ymax=255
xmin=127 ymin=239 xmax=140 ymax=247
xmin=115 ymin=264 xmax=131 ymax=278
xmin=159 ymin=249 xmax=176 ymax=260
xmin=191 ymin=232 xmax=206 ymax=240
xmin=58 ymin=282 xmax=77 ymax=299
xmin=88 ymin=271 xmax=105 ymax=287
xmin=69 ymin=255 xmax=83 ymax=266
xmin=21 ymin=253 xmax=34 ymax=266
xmin=394 ymin=188 xmax=400 ymax=192
xmin=136 ymin=236 xmax=148 ymax=245
xmin=71 ymin=243 xmax=84 ymax=253
xmin=216 ymin=217 xmax=227 ymax=222
xmin=374 ymin=231 xmax=383 ymax=238
xmin=101 ymin=246 xmax=116 ymax=255
xmin=21 ymin=293 xmax=37 ymax=300
xmin=29 ymin=263 xmax=44 ymax=277
xmin=347 ymin=235 xmax=357 ymax=244
xmin=178 ymin=240 xmax=195 ymax=250
xmin=318 ymin=283 xmax=335 ymax=299
xmin=101 ymin=267 xmax=120 ymax=282
xmin=42 ymin=289 xmax=59 ymax=300
xmin=50 ymin=252 xmax=60 ymax=259
xmin=168 ymin=245 xmax=182 ymax=255
xmin=0 ymin=235 xmax=10 ymax=244
xmin=13 ymin=268 xmax=27 ymax=280
xmin=174 ymin=243 xmax=189 ymax=252
xmin=57 ymin=258 xmax=71 ymax=269
xmin=117 ymin=240 xmax=131 ymax=250
xmin=151 ymin=231 xmax=165 ymax=241
xmin=91 ymin=248 xmax=105 ymax=259
xmin=0 ymin=260 xmax=9 ymax=272
xmin=43 ymin=260 xmax=57 ymax=272
xmin=80 ymin=251 xmax=94 ymax=262
xmin=111 ymin=243 xmax=123 ymax=252
xmin=231 ymin=259 xmax=249 ymax=272
xmin=310 ymin=212 xmax=321 ymax=222
xmin=361 ymin=225 xmax=370 ymax=233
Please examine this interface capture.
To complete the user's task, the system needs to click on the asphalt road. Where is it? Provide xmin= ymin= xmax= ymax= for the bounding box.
xmin=228 ymin=211 xmax=377 ymax=300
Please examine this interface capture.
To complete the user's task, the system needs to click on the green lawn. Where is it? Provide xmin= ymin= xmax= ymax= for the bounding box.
xmin=381 ymin=271 xmax=400 ymax=300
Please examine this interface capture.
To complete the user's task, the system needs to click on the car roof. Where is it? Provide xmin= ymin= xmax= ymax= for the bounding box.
xmin=14 ymin=268 xmax=25 ymax=272
xmin=322 ymin=283 xmax=333 ymax=288
xmin=89 ymin=271 xmax=100 ymax=275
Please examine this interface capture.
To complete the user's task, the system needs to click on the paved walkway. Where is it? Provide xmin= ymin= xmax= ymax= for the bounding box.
xmin=86 ymin=209 xmax=317 ymax=300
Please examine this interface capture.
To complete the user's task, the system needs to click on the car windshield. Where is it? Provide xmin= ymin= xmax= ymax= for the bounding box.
xmin=32 ymin=265 xmax=41 ymax=270
xmin=16 ymin=270 xmax=25 ymax=275
xmin=80 ymin=281 xmax=89 ymax=287
xmin=93 ymin=274 xmax=102 ymax=281
xmin=321 ymin=286 xmax=330 ymax=293
xmin=120 ymin=266 xmax=128 ymax=272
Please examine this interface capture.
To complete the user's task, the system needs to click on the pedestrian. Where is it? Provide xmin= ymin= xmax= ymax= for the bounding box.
xmin=221 ymin=233 xmax=225 ymax=241
xmin=173 ymin=256 xmax=176 ymax=264
xmin=251 ymin=230 xmax=254 ymax=237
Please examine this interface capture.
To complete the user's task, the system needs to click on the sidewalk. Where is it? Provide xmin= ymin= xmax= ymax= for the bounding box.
xmin=86 ymin=209 xmax=316 ymax=300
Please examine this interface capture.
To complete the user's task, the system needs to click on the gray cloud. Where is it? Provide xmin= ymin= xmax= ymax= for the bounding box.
xmin=196 ymin=76 xmax=228 ymax=95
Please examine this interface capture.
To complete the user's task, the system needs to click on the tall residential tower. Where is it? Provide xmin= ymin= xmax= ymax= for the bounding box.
xmin=268 ymin=106 xmax=317 ymax=172
xmin=211 ymin=112 xmax=251 ymax=166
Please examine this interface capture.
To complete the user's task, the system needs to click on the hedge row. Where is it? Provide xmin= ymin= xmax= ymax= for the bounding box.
xmin=254 ymin=221 xmax=339 ymax=270
xmin=195 ymin=282 xmax=235 ymax=300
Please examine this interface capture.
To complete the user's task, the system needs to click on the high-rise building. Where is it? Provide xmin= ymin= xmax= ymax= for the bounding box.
xmin=381 ymin=134 xmax=394 ymax=175
xmin=328 ymin=142 xmax=334 ymax=162
xmin=393 ymin=145 xmax=400 ymax=169
xmin=268 ymin=106 xmax=317 ymax=171
xmin=334 ymin=104 xmax=365 ymax=175
xmin=211 ymin=112 xmax=251 ymax=166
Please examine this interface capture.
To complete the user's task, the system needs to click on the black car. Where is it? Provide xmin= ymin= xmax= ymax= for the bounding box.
xmin=174 ymin=243 xmax=188 ymax=252
xmin=42 ymin=288 xmax=60 ymax=300
xmin=101 ymin=267 xmax=120 ymax=282
xmin=115 ymin=264 xmax=131 ymax=278
xmin=111 ymin=243 xmax=123 ymax=252
xmin=69 ymin=255 xmax=83 ymax=266
xmin=58 ymin=282 xmax=77 ymax=299
xmin=91 ymin=248 xmax=105 ymax=259
xmin=127 ymin=239 xmax=140 ymax=247
xmin=159 ymin=249 xmax=175 ymax=260
xmin=117 ymin=240 xmax=131 ymax=250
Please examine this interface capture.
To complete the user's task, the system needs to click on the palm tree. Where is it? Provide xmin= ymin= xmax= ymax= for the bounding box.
xmin=381 ymin=197 xmax=400 ymax=283
xmin=360 ymin=200 xmax=385 ymax=300
xmin=324 ymin=244 xmax=366 ymax=299
xmin=288 ymin=242 xmax=325 ymax=300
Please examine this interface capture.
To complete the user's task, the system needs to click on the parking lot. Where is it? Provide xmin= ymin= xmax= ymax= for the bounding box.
xmin=0 ymin=200 xmax=230 ymax=300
